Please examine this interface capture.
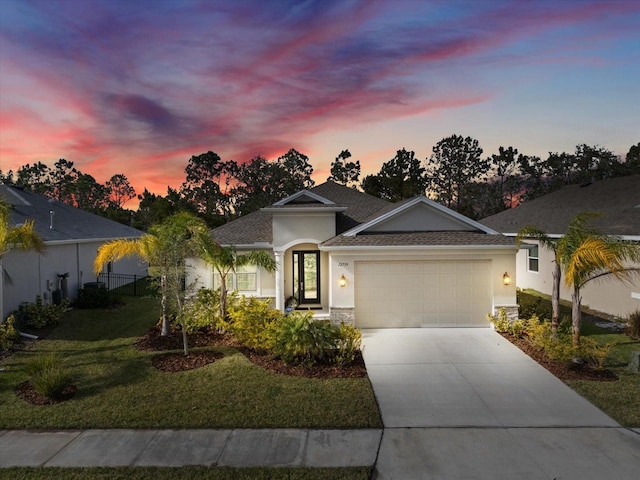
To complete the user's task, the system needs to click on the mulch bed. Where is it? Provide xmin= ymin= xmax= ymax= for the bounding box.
xmin=14 ymin=381 xmax=77 ymax=406
xmin=500 ymin=332 xmax=618 ymax=382
xmin=136 ymin=325 xmax=367 ymax=378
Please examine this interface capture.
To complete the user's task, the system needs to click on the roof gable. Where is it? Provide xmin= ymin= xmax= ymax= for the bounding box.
xmin=273 ymin=190 xmax=335 ymax=206
xmin=344 ymin=196 xmax=499 ymax=236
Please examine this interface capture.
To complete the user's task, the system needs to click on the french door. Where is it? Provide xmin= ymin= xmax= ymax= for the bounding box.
xmin=293 ymin=251 xmax=320 ymax=304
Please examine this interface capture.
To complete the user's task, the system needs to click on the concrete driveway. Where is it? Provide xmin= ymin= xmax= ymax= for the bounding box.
xmin=362 ymin=328 xmax=640 ymax=480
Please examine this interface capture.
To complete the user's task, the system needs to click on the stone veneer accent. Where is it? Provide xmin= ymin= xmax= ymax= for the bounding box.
xmin=494 ymin=304 xmax=519 ymax=323
xmin=329 ymin=307 xmax=355 ymax=326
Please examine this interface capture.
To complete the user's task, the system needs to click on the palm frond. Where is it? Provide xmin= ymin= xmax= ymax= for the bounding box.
xmin=93 ymin=238 xmax=148 ymax=274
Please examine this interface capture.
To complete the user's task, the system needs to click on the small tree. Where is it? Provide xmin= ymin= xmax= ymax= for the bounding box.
xmin=1 ymin=198 xmax=46 ymax=321
xmin=557 ymin=212 xmax=640 ymax=345
xmin=194 ymin=232 xmax=276 ymax=320
xmin=94 ymin=212 xmax=208 ymax=354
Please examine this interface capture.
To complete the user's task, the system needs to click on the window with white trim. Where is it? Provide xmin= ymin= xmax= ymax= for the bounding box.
xmin=213 ymin=272 xmax=234 ymax=291
xmin=528 ymin=245 xmax=539 ymax=272
xmin=236 ymin=264 xmax=257 ymax=292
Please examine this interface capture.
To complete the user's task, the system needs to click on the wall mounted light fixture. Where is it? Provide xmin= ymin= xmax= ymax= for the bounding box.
xmin=339 ymin=274 xmax=347 ymax=287
xmin=503 ymin=272 xmax=511 ymax=286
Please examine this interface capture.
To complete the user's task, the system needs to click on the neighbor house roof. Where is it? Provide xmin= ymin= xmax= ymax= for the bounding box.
xmin=480 ymin=175 xmax=640 ymax=238
xmin=1 ymin=185 xmax=143 ymax=244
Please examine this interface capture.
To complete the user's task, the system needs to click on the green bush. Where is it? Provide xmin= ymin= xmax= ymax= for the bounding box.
xmin=525 ymin=316 xmax=613 ymax=368
xmin=0 ymin=315 xmax=20 ymax=351
xmin=180 ymin=288 xmax=223 ymax=333
xmin=25 ymin=353 xmax=72 ymax=400
xmin=486 ymin=309 xmax=527 ymax=337
xmin=627 ymin=310 xmax=640 ymax=339
xmin=14 ymin=296 xmax=68 ymax=329
xmin=334 ymin=323 xmax=362 ymax=366
xmin=274 ymin=313 xmax=338 ymax=366
xmin=228 ymin=296 xmax=282 ymax=352
xmin=76 ymin=285 xmax=114 ymax=309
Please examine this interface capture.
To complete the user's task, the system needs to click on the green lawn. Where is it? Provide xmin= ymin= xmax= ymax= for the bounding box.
xmin=0 ymin=467 xmax=372 ymax=480
xmin=0 ymin=297 xmax=382 ymax=430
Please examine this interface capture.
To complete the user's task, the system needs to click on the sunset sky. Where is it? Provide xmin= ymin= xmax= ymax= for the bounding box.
xmin=1 ymin=0 xmax=639 ymax=205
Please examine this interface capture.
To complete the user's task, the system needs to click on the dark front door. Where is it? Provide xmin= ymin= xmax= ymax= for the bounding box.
xmin=293 ymin=251 xmax=320 ymax=304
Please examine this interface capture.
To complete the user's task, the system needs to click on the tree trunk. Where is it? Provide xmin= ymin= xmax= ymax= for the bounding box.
xmin=571 ymin=286 xmax=582 ymax=346
xmin=551 ymin=262 xmax=561 ymax=337
xmin=181 ymin=325 xmax=189 ymax=356
xmin=160 ymin=275 xmax=170 ymax=336
xmin=219 ymin=274 xmax=228 ymax=320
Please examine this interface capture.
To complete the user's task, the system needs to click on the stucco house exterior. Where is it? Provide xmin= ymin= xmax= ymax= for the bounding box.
xmin=1 ymin=185 xmax=146 ymax=320
xmin=188 ymin=181 xmax=518 ymax=328
xmin=481 ymin=175 xmax=640 ymax=319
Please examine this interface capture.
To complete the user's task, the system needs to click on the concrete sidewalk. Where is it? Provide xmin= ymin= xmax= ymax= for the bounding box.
xmin=0 ymin=428 xmax=382 ymax=468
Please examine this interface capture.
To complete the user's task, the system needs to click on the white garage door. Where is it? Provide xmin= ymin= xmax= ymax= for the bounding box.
xmin=355 ymin=260 xmax=491 ymax=328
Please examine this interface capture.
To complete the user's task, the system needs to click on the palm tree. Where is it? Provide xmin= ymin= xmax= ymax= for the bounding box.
xmin=557 ymin=212 xmax=640 ymax=345
xmin=194 ymin=232 xmax=276 ymax=320
xmin=516 ymin=227 xmax=562 ymax=336
xmin=1 ymin=199 xmax=46 ymax=320
xmin=94 ymin=212 xmax=208 ymax=353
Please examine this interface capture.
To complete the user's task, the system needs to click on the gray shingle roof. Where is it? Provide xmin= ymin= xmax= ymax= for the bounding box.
xmin=212 ymin=181 xmax=514 ymax=248
xmin=480 ymin=175 xmax=640 ymax=236
xmin=321 ymin=231 xmax=515 ymax=247
xmin=1 ymin=185 xmax=143 ymax=243
xmin=211 ymin=181 xmax=390 ymax=245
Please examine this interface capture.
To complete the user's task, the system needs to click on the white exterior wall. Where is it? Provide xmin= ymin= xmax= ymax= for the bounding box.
xmin=327 ymin=247 xmax=517 ymax=314
xmin=186 ymin=250 xmax=276 ymax=299
xmin=516 ymin=241 xmax=640 ymax=318
xmin=2 ymin=241 xmax=147 ymax=320
xmin=272 ymin=213 xmax=335 ymax=249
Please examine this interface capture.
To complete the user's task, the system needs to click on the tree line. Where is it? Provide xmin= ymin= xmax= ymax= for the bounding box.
xmin=1 ymin=137 xmax=638 ymax=230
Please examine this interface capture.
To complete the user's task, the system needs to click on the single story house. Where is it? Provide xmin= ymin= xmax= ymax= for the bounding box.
xmin=480 ymin=174 xmax=640 ymax=319
xmin=188 ymin=181 xmax=517 ymax=328
xmin=1 ymin=185 xmax=146 ymax=320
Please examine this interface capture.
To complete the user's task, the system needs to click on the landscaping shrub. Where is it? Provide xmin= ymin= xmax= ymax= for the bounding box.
xmin=228 ymin=296 xmax=281 ymax=352
xmin=180 ymin=288 xmax=223 ymax=332
xmin=627 ymin=310 xmax=640 ymax=339
xmin=0 ymin=315 xmax=20 ymax=351
xmin=274 ymin=312 xmax=338 ymax=366
xmin=14 ymin=296 xmax=69 ymax=329
xmin=525 ymin=316 xmax=614 ymax=368
xmin=76 ymin=285 xmax=114 ymax=309
xmin=333 ymin=323 xmax=362 ymax=366
xmin=25 ymin=353 xmax=72 ymax=400
xmin=486 ymin=308 xmax=527 ymax=337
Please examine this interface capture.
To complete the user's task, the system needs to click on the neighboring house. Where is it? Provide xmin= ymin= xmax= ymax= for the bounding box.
xmin=1 ymin=185 xmax=146 ymax=320
xmin=481 ymin=175 xmax=640 ymax=318
xmin=189 ymin=181 xmax=517 ymax=328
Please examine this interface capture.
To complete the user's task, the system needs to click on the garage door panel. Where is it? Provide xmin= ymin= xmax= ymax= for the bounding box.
xmin=355 ymin=260 xmax=491 ymax=328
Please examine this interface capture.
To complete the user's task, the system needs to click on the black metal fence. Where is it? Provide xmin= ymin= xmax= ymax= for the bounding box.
xmin=96 ymin=273 xmax=150 ymax=297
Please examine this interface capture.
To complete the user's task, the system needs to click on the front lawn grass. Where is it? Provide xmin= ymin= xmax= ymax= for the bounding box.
xmin=0 ymin=466 xmax=373 ymax=480
xmin=0 ymin=297 xmax=381 ymax=429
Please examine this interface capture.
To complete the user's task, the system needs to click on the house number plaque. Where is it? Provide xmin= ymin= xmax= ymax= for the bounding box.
xmin=338 ymin=262 xmax=349 ymax=267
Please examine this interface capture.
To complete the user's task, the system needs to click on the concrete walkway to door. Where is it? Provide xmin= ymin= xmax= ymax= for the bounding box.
xmin=362 ymin=328 xmax=640 ymax=480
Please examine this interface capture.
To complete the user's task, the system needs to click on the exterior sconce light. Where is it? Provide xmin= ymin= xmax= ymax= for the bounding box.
xmin=503 ymin=272 xmax=511 ymax=286
xmin=339 ymin=274 xmax=347 ymax=287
